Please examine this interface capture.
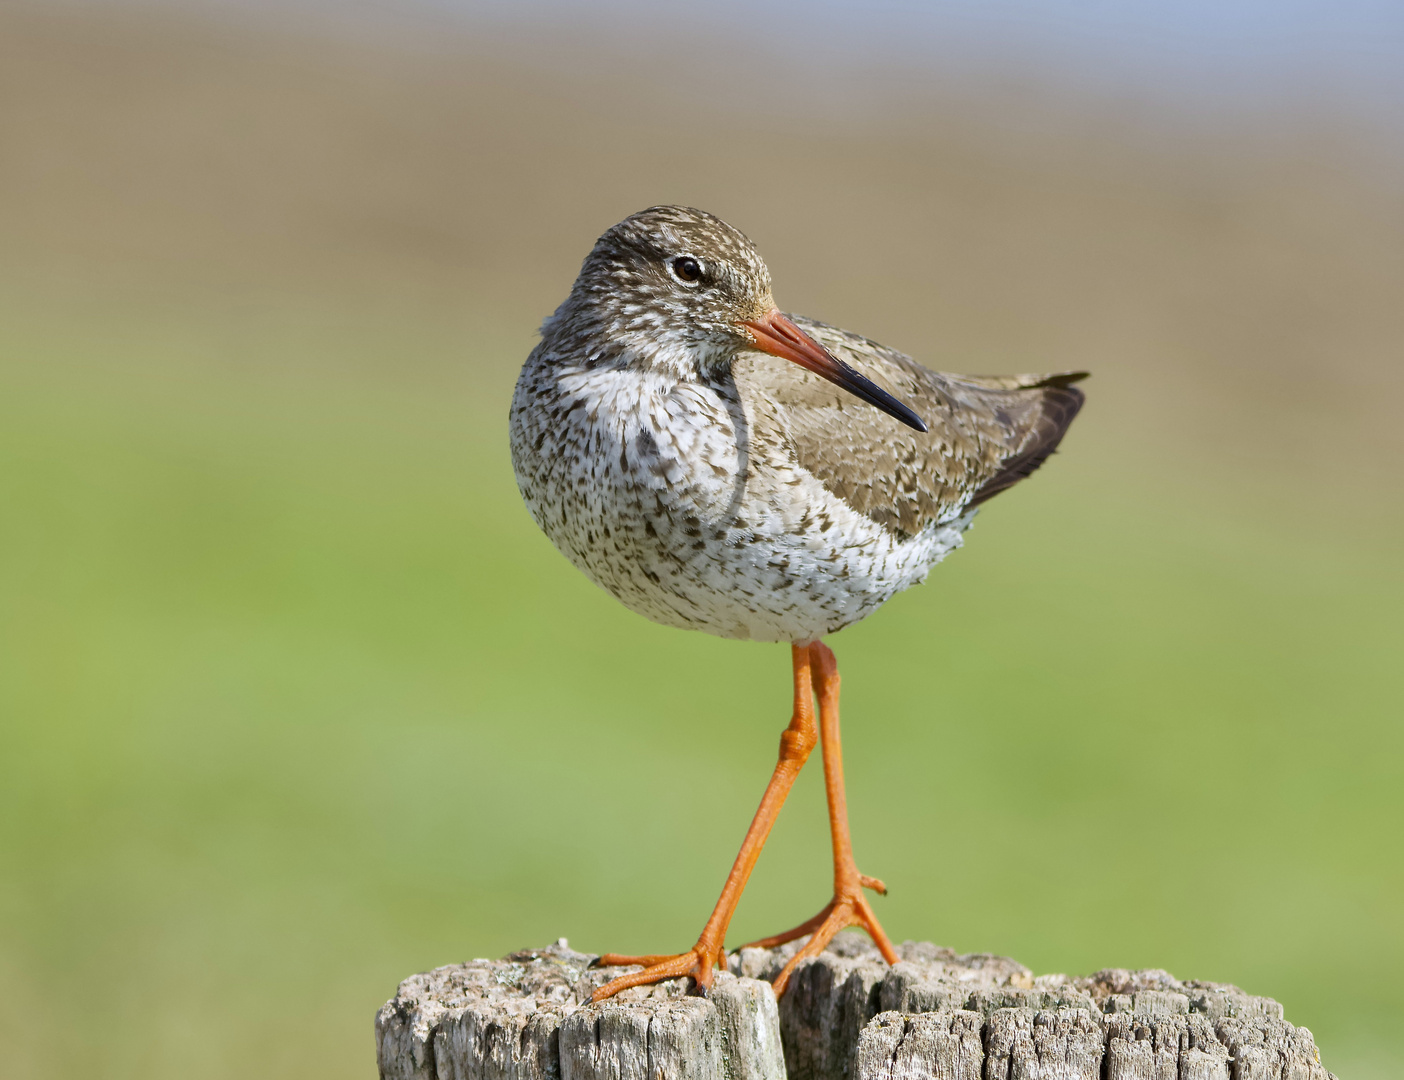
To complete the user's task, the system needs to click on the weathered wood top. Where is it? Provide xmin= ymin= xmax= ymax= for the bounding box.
xmin=375 ymin=935 xmax=1334 ymax=1080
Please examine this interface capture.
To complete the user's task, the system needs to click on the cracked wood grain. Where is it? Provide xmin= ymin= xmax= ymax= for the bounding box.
xmin=376 ymin=936 xmax=1334 ymax=1080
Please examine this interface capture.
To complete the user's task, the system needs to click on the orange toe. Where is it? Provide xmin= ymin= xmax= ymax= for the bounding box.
xmin=591 ymin=944 xmax=727 ymax=1002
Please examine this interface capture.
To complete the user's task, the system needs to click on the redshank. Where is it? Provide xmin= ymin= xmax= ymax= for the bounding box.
xmin=509 ymin=206 xmax=1085 ymax=1001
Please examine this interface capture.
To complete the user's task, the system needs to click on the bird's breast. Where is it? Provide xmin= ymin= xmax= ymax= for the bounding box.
xmin=510 ymin=360 xmax=747 ymax=558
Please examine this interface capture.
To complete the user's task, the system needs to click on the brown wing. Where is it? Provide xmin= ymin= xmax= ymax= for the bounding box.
xmin=732 ymin=315 xmax=1086 ymax=537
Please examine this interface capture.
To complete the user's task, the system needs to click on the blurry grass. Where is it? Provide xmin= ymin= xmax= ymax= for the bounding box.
xmin=2 ymin=7 xmax=1401 ymax=1078
xmin=0 ymin=296 xmax=1399 ymax=1079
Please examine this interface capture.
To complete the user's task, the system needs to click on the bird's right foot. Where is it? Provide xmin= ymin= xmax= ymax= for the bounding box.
xmin=741 ymin=870 xmax=896 ymax=996
xmin=591 ymin=941 xmax=728 ymax=1002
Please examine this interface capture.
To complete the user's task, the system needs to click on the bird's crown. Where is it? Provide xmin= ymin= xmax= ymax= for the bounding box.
xmin=542 ymin=206 xmax=776 ymax=370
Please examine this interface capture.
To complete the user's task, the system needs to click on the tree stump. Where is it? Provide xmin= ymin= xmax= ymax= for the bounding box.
xmin=376 ymin=934 xmax=1336 ymax=1080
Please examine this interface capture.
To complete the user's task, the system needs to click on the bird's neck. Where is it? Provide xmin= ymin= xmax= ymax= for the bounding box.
xmin=541 ymin=312 xmax=731 ymax=384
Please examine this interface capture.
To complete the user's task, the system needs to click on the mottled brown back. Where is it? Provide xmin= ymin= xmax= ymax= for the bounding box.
xmin=733 ymin=315 xmax=1086 ymax=537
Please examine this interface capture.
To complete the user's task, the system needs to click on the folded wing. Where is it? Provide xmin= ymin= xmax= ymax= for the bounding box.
xmin=732 ymin=315 xmax=1086 ymax=537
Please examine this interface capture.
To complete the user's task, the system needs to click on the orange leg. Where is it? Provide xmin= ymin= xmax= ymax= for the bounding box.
xmin=743 ymin=640 xmax=898 ymax=996
xmin=591 ymin=644 xmax=820 ymax=1002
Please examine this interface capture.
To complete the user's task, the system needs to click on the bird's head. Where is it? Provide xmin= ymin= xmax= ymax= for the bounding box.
xmin=545 ymin=206 xmax=927 ymax=431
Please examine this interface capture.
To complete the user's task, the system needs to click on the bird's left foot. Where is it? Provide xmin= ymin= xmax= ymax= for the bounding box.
xmin=590 ymin=942 xmax=728 ymax=1002
xmin=741 ymin=871 xmax=896 ymax=996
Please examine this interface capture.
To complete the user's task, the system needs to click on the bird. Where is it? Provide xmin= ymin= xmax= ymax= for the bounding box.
xmin=509 ymin=205 xmax=1085 ymax=1003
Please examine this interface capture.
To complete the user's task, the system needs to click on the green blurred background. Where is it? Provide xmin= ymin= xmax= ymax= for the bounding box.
xmin=1 ymin=2 xmax=1401 ymax=1077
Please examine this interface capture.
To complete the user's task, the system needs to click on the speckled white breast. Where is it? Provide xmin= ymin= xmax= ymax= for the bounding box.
xmin=509 ymin=347 xmax=972 ymax=644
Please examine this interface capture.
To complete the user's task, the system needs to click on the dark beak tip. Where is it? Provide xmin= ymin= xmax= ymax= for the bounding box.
xmin=889 ymin=404 xmax=927 ymax=433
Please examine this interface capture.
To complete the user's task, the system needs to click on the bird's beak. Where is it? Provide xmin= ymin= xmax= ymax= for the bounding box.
xmin=741 ymin=310 xmax=928 ymax=433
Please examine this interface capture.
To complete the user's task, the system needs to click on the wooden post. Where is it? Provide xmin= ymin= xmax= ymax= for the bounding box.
xmin=376 ymin=935 xmax=1335 ymax=1080
xmin=375 ymin=939 xmax=784 ymax=1080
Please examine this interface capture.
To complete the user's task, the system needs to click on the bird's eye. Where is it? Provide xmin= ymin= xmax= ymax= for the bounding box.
xmin=670 ymin=256 xmax=703 ymax=284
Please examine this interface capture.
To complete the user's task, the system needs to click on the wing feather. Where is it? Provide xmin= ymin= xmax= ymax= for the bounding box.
xmin=731 ymin=315 xmax=1086 ymax=537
